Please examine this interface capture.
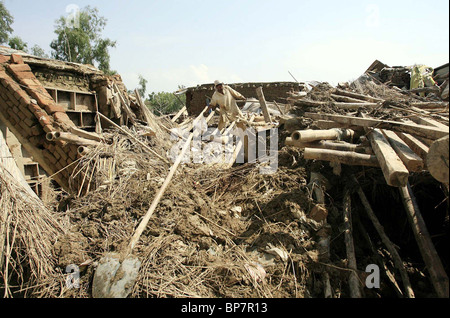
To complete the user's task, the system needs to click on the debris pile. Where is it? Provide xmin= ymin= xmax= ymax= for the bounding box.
xmin=0 ymin=52 xmax=449 ymax=298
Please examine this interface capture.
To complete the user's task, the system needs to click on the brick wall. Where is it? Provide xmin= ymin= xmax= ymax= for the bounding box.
xmin=185 ymin=82 xmax=301 ymax=116
xmin=0 ymin=54 xmax=79 ymax=191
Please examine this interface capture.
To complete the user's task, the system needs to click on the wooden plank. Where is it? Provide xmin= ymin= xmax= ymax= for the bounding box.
xmin=367 ymin=128 xmax=409 ymax=187
xmin=333 ymin=88 xmax=384 ymax=103
xmin=381 ymin=129 xmax=424 ymax=172
xmin=396 ymin=132 xmax=429 ymax=160
xmin=256 ymin=87 xmax=272 ymax=123
xmin=409 ymin=115 xmax=449 ymax=131
xmin=304 ymin=112 xmax=449 ymax=140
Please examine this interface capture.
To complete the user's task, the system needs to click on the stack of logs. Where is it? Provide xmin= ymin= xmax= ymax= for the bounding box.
xmin=286 ymin=88 xmax=449 ymax=298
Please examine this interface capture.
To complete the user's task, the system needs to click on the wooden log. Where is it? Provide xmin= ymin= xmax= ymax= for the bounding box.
xmin=330 ymin=94 xmax=367 ymax=104
xmin=399 ymin=183 xmax=449 ymax=298
xmin=304 ymin=112 xmax=449 ymax=140
xmin=333 ymin=88 xmax=384 ymax=103
xmin=343 ymin=190 xmax=362 ymax=298
xmin=256 ymin=87 xmax=272 ymax=123
xmin=303 ymin=148 xmax=379 ymax=167
xmin=427 ymin=135 xmax=449 ymax=183
xmin=396 ymin=132 xmax=429 ymax=160
xmin=411 ymin=102 xmax=449 ymax=109
xmin=291 ymin=128 xmax=354 ymax=143
xmin=353 ymin=176 xmax=415 ymax=298
xmin=334 ymin=102 xmax=380 ymax=109
xmin=113 ymin=82 xmax=136 ymax=124
xmin=367 ymin=128 xmax=409 ymax=187
xmin=46 ymin=131 xmax=102 ymax=147
xmin=77 ymin=146 xmax=90 ymax=156
xmin=286 ymin=137 xmax=370 ymax=153
xmin=69 ymin=126 xmax=105 ymax=142
xmin=381 ymin=129 xmax=424 ymax=172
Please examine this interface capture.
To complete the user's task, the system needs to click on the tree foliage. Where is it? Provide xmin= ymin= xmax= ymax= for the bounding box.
xmin=146 ymin=91 xmax=185 ymax=115
xmin=137 ymin=74 xmax=148 ymax=98
xmin=50 ymin=6 xmax=116 ymax=73
xmin=8 ymin=36 xmax=27 ymax=51
xmin=0 ymin=1 xmax=13 ymax=44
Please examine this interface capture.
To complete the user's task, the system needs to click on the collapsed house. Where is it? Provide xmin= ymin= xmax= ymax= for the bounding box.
xmin=0 ymin=49 xmax=449 ymax=299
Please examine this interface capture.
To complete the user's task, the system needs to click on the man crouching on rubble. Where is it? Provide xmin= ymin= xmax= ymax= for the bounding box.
xmin=204 ymin=80 xmax=246 ymax=130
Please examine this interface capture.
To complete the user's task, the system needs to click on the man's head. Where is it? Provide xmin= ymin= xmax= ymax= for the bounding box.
xmin=214 ymin=80 xmax=224 ymax=93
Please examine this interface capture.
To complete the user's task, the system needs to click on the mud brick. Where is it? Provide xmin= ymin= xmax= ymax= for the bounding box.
xmin=30 ymin=124 xmax=43 ymax=136
xmin=29 ymin=90 xmax=53 ymax=108
xmin=18 ymin=78 xmax=39 ymax=87
xmin=43 ymin=150 xmax=58 ymax=165
xmin=12 ymin=105 xmax=20 ymax=114
xmin=24 ymin=117 xmax=35 ymax=127
xmin=38 ymin=115 xmax=52 ymax=127
xmin=53 ymin=148 xmax=61 ymax=160
xmin=7 ymin=63 xmax=31 ymax=73
xmin=45 ymin=103 xmax=65 ymax=114
xmin=0 ymin=55 xmax=9 ymax=63
xmin=15 ymin=71 xmax=36 ymax=80
xmin=55 ymin=139 xmax=67 ymax=148
xmin=10 ymin=54 xmax=24 ymax=64
xmin=43 ymin=124 xmax=55 ymax=133
xmin=14 ymin=89 xmax=29 ymax=102
xmin=53 ymin=111 xmax=72 ymax=124
xmin=19 ymin=120 xmax=32 ymax=134
xmin=6 ymin=100 xmax=15 ymax=108
xmin=7 ymin=108 xmax=20 ymax=123
xmin=56 ymin=146 xmax=69 ymax=160
xmin=18 ymin=110 xmax=29 ymax=120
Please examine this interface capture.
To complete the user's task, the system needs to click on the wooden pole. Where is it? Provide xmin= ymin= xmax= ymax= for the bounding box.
xmin=304 ymin=113 xmax=449 ymax=140
xmin=333 ymin=88 xmax=384 ymax=103
xmin=399 ymin=183 xmax=449 ymax=298
xmin=343 ymin=190 xmax=362 ymax=298
xmin=291 ymin=128 xmax=354 ymax=143
xmin=353 ymin=176 xmax=415 ymax=298
xmin=256 ymin=87 xmax=272 ymax=123
xmin=286 ymin=137 xmax=370 ymax=154
xmin=396 ymin=132 xmax=429 ymax=160
xmin=304 ymin=148 xmax=379 ymax=167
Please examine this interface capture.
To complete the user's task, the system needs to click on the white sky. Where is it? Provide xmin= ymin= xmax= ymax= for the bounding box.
xmin=4 ymin=0 xmax=450 ymax=95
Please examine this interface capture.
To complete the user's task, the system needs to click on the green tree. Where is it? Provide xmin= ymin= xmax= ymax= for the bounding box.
xmin=0 ymin=1 xmax=13 ymax=44
xmin=8 ymin=35 xmax=28 ymax=51
xmin=50 ymin=6 xmax=116 ymax=73
xmin=137 ymin=74 xmax=148 ymax=98
xmin=147 ymin=91 xmax=185 ymax=115
xmin=30 ymin=45 xmax=49 ymax=58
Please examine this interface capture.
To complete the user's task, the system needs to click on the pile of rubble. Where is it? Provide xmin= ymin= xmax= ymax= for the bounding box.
xmin=0 ymin=50 xmax=448 ymax=299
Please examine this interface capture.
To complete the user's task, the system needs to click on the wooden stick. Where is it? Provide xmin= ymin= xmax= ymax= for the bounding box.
xmin=273 ymin=101 xmax=285 ymax=115
xmin=304 ymin=112 xmax=449 ymax=140
xmin=399 ymin=183 xmax=449 ymax=298
xmin=343 ymin=190 xmax=362 ymax=298
xmin=127 ymin=110 xmax=215 ymax=252
xmin=380 ymin=129 xmax=424 ymax=172
xmin=97 ymin=112 xmax=168 ymax=163
xmin=304 ymin=148 xmax=379 ymax=167
xmin=291 ymin=128 xmax=354 ymax=143
xmin=256 ymin=87 xmax=272 ymax=123
xmin=331 ymin=94 xmax=367 ymax=104
xmin=366 ymin=128 xmax=409 ymax=187
xmin=353 ymin=176 xmax=415 ymax=298
xmin=333 ymin=88 xmax=384 ymax=103
xmin=171 ymin=106 xmax=187 ymax=123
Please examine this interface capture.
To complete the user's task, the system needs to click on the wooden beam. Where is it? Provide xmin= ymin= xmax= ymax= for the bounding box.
xmin=367 ymin=128 xmax=409 ymax=187
xmin=291 ymin=128 xmax=354 ymax=143
xmin=409 ymin=115 xmax=449 ymax=131
xmin=256 ymin=87 xmax=272 ymax=123
xmin=333 ymin=88 xmax=384 ymax=103
xmin=304 ymin=112 xmax=449 ymax=140
xmin=427 ymin=135 xmax=449 ymax=183
xmin=286 ymin=137 xmax=370 ymax=153
xmin=343 ymin=190 xmax=362 ymax=298
xmin=399 ymin=183 xmax=449 ymax=298
xmin=380 ymin=129 xmax=424 ymax=172
xmin=396 ymin=132 xmax=429 ymax=160
xmin=303 ymin=148 xmax=379 ymax=167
